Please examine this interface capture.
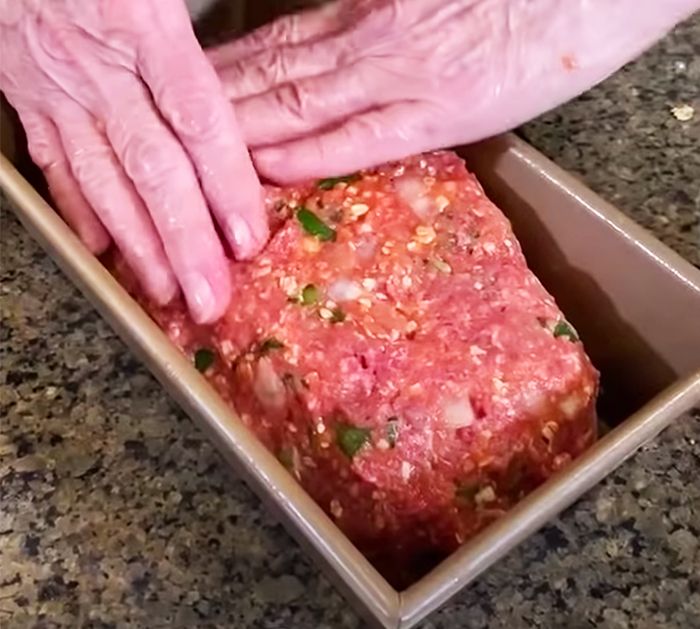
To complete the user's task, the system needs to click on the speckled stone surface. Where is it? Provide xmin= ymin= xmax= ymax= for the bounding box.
xmin=1 ymin=14 xmax=699 ymax=629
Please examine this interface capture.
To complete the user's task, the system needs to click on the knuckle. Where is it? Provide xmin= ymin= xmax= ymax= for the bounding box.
xmin=68 ymin=143 xmax=113 ymax=190
xmin=118 ymin=130 xmax=180 ymax=189
xmin=267 ymin=15 xmax=296 ymax=46
xmin=164 ymin=89 xmax=223 ymax=141
xmin=226 ymin=54 xmax=273 ymax=96
xmin=243 ymin=48 xmax=293 ymax=91
xmin=222 ymin=60 xmax=247 ymax=88
xmin=24 ymin=126 xmax=56 ymax=169
xmin=241 ymin=18 xmax=284 ymax=52
xmin=248 ymin=25 xmax=272 ymax=48
xmin=276 ymin=82 xmax=311 ymax=124
xmin=269 ymin=48 xmax=291 ymax=85
xmin=333 ymin=34 xmax=359 ymax=67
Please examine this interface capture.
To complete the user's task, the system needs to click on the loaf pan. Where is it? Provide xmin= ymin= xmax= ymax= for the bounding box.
xmin=2 ymin=108 xmax=699 ymax=627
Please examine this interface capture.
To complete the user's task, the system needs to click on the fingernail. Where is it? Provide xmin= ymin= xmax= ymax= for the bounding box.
xmin=141 ymin=262 xmax=179 ymax=306
xmin=82 ymin=228 xmax=111 ymax=256
xmin=226 ymin=214 xmax=260 ymax=259
xmin=181 ymin=272 xmax=217 ymax=324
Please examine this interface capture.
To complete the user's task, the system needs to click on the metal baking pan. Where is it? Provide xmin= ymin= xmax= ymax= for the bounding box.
xmin=2 ymin=102 xmax=700 ymax=629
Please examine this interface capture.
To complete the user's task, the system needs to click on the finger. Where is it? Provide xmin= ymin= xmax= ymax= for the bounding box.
xmin=138 ymin=13 xmax=268 ymax=260
xmin=252 ymin=102 xmax=440 ymax=184
xmin=235 ymin=61 xmax=389 ymax=147
xmin=206 ymin=3 xmax=342 ymax=67
xmin=53 ymin=101 xmax=179 ymax=307
xmin=19 ymin=110 xmax=110 ymax=254
xmin=217 ymin=38 xmax=346 ymax=101
xmin=102 ymin=75 xmax=233 ymax=324
xmin=44 ymin=159 xmax=111 ymax=255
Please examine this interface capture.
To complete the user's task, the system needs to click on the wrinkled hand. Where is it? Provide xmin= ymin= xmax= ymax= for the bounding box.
xmin=1 ymin=0 xmax=268 ymax=323
xmin=209 ymin=0 xmax=699 ymax=183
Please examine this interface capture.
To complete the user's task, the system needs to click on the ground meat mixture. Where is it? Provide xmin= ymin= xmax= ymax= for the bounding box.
xmin=110 ymin=151 xmax=598 ymax=588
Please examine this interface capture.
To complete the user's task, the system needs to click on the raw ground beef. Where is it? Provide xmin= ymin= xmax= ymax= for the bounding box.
xmin=110 ymin=151 xmax=598 ymax=588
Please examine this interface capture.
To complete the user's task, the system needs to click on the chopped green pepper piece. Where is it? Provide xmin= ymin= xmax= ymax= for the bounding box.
xmin=386 ymin=418 xmax=399 ymax=448
xmin=330 ymin=307 xmax=346 ymax=323
xmin=317 ymin=173 xmax=360 ymax=190
xmin=258 ymin=337 xmax=285 ymax=355
xmin=297 ymin=207 xmax=337 ymax=242
xmin=194 ymin=348 xmax=215 ymax=373
xmin=553 ymin=320 xmax=579 ymax=342
xmin=301 ymin=284 xmax=319 ymax=306
xmin=336 ymin=423 xmax=371 ymax=458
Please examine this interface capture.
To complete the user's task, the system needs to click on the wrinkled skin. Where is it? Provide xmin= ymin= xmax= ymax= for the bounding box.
xmin=0 ymin=0 xmax=269 ymax=324
xmin=209 ymin=0 xmax=700 ymax=183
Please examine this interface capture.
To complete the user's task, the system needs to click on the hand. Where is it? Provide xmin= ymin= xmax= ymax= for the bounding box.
xmin=208 ymin=0 xmax=699 ymax=184
xmin=1 ymin=0 xmax=269 ymax=323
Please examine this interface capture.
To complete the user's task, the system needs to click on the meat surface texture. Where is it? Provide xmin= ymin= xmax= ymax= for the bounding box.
xmin=111 ymin=151 xmax=598 ymax=587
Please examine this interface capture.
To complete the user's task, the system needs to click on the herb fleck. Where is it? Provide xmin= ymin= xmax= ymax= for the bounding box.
xmin=194 ymin=348 xmax=215 ymax=373
xmin=301 ymin=284 xmax=319 ymax=306
xmin=336 ymin=423 xmax=371 ymax=458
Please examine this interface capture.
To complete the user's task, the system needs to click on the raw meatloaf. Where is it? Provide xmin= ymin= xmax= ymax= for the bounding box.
xmin=111 ymin=151 xmax=598 ymax=587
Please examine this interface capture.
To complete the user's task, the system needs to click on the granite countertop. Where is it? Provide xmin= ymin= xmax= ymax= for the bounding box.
xmin=1 ymin=15 xmax=699 ymax=629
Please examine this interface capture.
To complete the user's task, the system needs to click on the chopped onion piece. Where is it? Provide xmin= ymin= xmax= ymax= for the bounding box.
xmin=443 ymin=398 xmax=475 ymax=428
xmin=355 ymin=235 xmax=378 ymax=261
xmin=560 ymin=394 xmax=581 ymax=419
xmin=328 ymin=278 xmax=363 ymax=302
xmin=395 ymin=177 xmax=435 ymax=219
xmin=475 ymin=486 xmax=496 ymax=505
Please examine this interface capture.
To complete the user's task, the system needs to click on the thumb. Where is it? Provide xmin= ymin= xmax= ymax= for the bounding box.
xmin=252 ymin=102 xmax=437 ymax=184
